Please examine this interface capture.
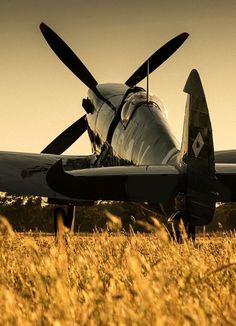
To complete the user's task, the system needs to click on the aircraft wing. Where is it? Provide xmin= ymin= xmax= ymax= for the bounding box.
xmin=0 ymin=151 xmax=236 ymax=205
xmin=216 ymin=164 xmax=236 ymax=202
xmin=0 ymin=151 xmax=92 ymax=201
xmin=46 ymin=160 xmax=236 ymax=203
xmin=47 ymin=160 xmax=185 ymax=202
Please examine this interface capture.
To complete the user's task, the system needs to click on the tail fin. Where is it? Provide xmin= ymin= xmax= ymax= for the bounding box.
xmin=178 ymin=69 xmax=217 ymax=225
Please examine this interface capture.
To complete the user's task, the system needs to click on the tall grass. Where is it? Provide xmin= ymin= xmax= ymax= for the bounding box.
xmin=0 ymin=217 xmax=236 ymax=325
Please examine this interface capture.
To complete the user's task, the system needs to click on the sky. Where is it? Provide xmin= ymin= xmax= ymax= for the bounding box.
xmin=0 ymin=0 xmax=236 ymax=155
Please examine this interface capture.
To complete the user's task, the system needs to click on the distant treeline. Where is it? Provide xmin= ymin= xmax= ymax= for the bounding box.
xmin=0 ymin=193 xmax=235 ymax=233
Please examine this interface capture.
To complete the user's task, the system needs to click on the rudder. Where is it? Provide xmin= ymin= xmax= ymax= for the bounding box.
xmin=178 ymin=69 xmax=217 ymax=225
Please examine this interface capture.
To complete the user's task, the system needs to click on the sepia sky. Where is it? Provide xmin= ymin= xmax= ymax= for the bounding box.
xmin=0 ymin=0 xmax=236 ymax=155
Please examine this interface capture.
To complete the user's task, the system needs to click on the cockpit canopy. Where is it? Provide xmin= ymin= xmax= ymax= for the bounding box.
xmin=121 ymin=91 xmax=168 ymax=125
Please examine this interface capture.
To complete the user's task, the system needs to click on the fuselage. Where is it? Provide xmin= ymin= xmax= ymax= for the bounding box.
xmin=86 ymin=83 xmax=179 ymax=167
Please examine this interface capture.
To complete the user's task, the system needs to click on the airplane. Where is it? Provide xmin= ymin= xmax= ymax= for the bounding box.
xmin=0 ymin=22 xmax=236 ymax=238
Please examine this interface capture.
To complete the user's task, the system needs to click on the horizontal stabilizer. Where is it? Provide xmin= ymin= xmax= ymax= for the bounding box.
xmin=46 ymin=160 xmax=184 ymax=202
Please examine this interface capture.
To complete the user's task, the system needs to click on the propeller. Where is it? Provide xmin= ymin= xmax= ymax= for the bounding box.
xmin=40 ymin=22 xmax=98 ymax=93
xmin=41 ymin=115 xmax=87 ymax=154
xmin=40 ymin=22 xmax=96 ymax=154
xmin=125 ymin=32 xmax=189 ymax=87
xmin=40 ymin=23 xmax=188 ymax=154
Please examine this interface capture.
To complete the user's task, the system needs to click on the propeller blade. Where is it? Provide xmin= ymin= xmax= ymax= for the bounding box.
xmin=41 ymin=115 xmax=87 ymax=154
xmin=125 ymin=32 xmax=189 ymax=87
xmin=40 ymin=22 xmax=98 ymax=91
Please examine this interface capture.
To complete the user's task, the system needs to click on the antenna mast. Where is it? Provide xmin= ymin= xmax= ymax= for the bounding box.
xmin=147 ymin=60 xmax=149 ymax=103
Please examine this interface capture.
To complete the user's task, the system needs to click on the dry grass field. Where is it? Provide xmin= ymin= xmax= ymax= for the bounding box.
xmin=0 ymin=217 xmax=236 ymax=326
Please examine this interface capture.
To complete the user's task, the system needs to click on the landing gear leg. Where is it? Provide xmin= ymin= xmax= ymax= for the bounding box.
xmin=168 ymin=215 xmax=196 ymax=243
xmin=187 ymin=224 xmax=196 ymax=242
xmin=168 ymin=211 xmax=184 ymax=243
xmin=65 ymin=206 xmax=74 ymax=231
xmin=54 ymin=207 xmax=67 ymax=237
xmin=53 ymin=206 xmax=75 ymax=238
